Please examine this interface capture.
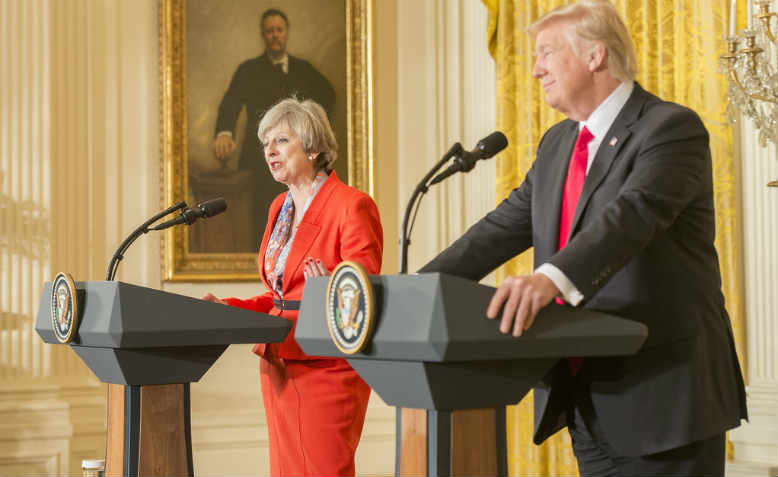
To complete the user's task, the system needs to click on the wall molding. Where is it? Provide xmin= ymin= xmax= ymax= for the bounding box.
xmin=0 ymin=379 xmax=107 ymax=476
xmin=0 ymin=385 xmax=72 ymax=476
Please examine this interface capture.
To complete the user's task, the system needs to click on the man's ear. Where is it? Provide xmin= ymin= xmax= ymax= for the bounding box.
xmin=588 ymin=43 xmax=607 ymax=72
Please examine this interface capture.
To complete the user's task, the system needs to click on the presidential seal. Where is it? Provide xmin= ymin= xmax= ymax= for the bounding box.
xmin=326 ymin=261 xmax=375 ymax=354
xmin=50 ymin=272 xmax=79 ymax=343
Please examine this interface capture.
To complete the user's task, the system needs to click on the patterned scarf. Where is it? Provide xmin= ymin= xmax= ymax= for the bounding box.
xmin=264 ymin=172 xmax=328 ymax=296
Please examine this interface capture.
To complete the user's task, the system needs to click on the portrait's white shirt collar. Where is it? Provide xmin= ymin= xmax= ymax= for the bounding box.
xmin=580 ymin=81 xmax=635 ymax=141
xmin=270 ymin=53 xmax=289 ymax=74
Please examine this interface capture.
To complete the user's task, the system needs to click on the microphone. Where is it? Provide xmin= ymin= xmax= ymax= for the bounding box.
xmin=429 ymin=131 xmax=508 ymax=186
xmin=151 ymin=198 xmax=228 ymax=231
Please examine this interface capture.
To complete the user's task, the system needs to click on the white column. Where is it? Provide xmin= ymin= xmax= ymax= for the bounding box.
xmin=0 ymin=0 xmax=53 ymax=380
xmin=0 ymin=0 xmax=163 ymax=473
xmin=727 ymin=92 xmax=778 ymax=477
xmin=725 ymin=0 xmax=778 ymax=472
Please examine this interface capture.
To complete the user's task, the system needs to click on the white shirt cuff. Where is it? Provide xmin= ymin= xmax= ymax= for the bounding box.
xmin=536 ymin=263 xmax=584 ymax=306
xmin=216 ymin=131 xmax=233 ymax=138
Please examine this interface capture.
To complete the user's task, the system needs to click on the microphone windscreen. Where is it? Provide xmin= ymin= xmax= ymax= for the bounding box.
xmin=476 ymin=131 xmax=508 ymax=158
xmin=199 ymin=197 xmax=228 ymax=217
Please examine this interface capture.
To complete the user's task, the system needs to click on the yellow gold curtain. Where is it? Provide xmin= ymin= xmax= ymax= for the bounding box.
xmin=482 ymin=0 xmax=747 ymax=475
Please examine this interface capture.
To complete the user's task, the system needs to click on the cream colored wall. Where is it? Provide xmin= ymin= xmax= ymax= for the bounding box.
xmin=396 ymin=0 xmax=498 ymax=279
xmin=1 ymin=0 xmax=496 ymax=475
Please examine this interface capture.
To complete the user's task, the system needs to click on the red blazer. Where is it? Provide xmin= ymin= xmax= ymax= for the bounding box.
xmin=224 ymin=171 xmax=383 ymax=360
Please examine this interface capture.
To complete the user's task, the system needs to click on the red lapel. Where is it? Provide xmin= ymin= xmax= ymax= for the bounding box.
xmin=258 ymin=193 xmax=286 ymax=292
xmin=280 ymin=171 xmax=342 ymax=295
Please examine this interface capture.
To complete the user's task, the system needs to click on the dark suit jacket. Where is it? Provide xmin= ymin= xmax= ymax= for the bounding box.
xmin=419 ymin=83 xmax=747 ymax=456
xmin=215 ymin=53 xmax=335 ymax=169
xmin=214 ymin=53 xmax=336 ymax=249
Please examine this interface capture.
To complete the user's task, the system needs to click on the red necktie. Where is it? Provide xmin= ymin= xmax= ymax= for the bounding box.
xmin=557 ymin=126 xmax=594 ymax=375
xmin=558 ymin=126 xmax=594 ymax=250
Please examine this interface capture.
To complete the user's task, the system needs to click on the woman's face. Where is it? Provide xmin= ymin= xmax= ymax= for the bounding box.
xmin=261 ymin=122 xmax=315 ymax=186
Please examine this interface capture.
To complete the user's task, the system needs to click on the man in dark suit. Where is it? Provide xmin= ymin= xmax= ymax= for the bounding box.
xmin=213 ymin=8 xmax=335 ymax=249
xmin=419 ymin=1 xmax=747 ymax=475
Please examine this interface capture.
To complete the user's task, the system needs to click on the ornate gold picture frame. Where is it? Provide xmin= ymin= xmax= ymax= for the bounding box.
xmin=160 ymin=0 xmax=373 ymax=281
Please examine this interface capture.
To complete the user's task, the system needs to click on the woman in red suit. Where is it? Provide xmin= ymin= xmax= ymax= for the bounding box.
xmin=202 ymin=98 xmax=383 ymax=476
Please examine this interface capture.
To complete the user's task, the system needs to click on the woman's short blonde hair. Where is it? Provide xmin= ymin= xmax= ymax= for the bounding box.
xmin=257 ymin=97 xmax=338 ymax=172
xmin=529 ymin=0 xmax=637 ymax=83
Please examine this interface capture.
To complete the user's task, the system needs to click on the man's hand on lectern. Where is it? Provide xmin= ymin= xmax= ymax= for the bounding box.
xmin=486 ymin=273 xmax=559 ymax=338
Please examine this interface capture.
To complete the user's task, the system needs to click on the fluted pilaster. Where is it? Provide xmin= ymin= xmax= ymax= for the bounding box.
xmin=0 ymin=0 xmax=161 ymax=474
xmin=397 ymin=0 xmax=497 ymax=276
xmin=727 ymin=105 xmax=778 ymax=475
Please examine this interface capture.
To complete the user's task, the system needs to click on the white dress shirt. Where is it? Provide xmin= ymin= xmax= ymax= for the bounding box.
xmin=271 ymin=53 xmax=289 ymax=74
xmin=536 ymin=81 xmax=635 ymax=306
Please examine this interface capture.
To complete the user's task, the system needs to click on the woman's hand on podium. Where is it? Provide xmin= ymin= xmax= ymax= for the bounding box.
xmin=201 ymin=292 xmax=227 ymax=305
xmin=303 ymin=257 xmax=330 ymax=279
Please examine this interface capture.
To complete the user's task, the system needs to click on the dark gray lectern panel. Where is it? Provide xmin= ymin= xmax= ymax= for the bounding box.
xmin=296 ymin=273 xmax=647 ymax=361
xmin=36 ymin=281 xmax=292 ymax=386
xmin=72 ymin=345 xmax=227 ymax=385
xmin=36 ymin=281 xmax=290 ymax=348
xmin=297 ymin=272 xmax=648 ymax=476
xmin=36 ymin=280 xmax=293 ymax=477
xmin=349 ymin=358 xmax=556 ymax=410
xmin=296 ymin=273 xmax=647 ymax=411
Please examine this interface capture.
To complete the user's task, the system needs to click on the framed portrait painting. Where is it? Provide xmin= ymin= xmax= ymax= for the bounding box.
xmin=160 ymin=0 xmax=374 ymax=281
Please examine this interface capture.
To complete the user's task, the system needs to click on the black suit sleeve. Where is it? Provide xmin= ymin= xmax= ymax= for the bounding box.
xmin=214 ymin=62 xmax=251 ymax=137
xmin=306 ymin=63 xmax=335 ymax=115
xmin=291 ymin=59 xmax=335 ymax=115
xmin=550 ymin=107 xmax=712 ymax=298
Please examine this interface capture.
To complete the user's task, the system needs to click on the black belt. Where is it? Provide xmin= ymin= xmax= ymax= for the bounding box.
xmin=273 ymin=298 xmax=301 ymax=311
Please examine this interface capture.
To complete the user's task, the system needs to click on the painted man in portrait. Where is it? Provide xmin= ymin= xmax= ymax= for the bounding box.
xmin=212 ymin=7 xmax=335 ymax=249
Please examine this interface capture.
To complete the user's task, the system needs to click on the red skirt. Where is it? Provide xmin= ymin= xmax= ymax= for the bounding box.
xmin=260 ymin=356 xmax=371 ymax=476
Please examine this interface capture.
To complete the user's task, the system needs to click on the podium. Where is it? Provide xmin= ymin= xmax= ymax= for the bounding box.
xmin=296 ymin=272 xmax=648 ymax=476
xmin=35 ymin=281 xmax=291 ymax=477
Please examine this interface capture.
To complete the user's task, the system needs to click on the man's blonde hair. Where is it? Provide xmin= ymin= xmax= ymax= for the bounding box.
xmin=529 ymin=0 xmax=637 ymax=83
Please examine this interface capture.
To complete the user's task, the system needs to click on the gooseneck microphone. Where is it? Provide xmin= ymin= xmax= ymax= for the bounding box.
xmin=150 ymin=198 xmax=228 ymax=231
xmin=105 ymin=197 xmax=228 ymax=280
xmin=399 ymin=131 xmax=508 ymax=273
xmin=429 ymin=131 xmax=508 ymax=186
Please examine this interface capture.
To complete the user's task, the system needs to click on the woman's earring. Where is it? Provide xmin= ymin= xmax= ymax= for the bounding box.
xmin=308 ymin=154 xmax=314 ymax=161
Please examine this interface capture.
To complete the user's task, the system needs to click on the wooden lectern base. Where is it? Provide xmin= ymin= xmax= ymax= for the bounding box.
xmin=400 ymin=408 xmax=427 ymax=475
xmin=399 ymin=408 xmax=506 ymax=477
xmin=105 ymin=383 xmax=193 ymax=477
